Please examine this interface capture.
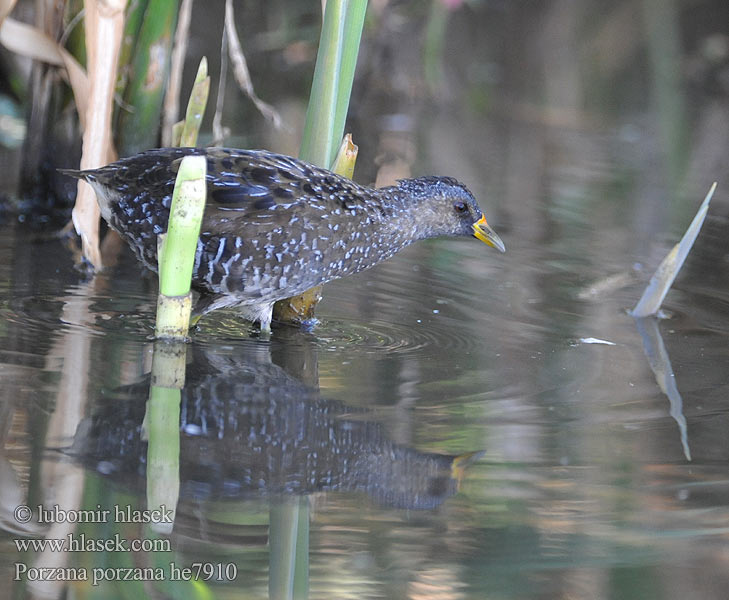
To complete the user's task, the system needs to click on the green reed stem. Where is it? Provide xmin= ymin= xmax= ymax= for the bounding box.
xmin=299 ymin=0 xmax=367 ymax=168
xmin=115 ymin=0 xmax=148 ymax=100
xmin=178 ymin=57 xmax=210 ymax=148
xmin=155 ymin=154 xmax=206 ymax=338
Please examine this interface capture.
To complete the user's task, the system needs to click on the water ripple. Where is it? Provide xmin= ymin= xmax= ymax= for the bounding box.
xmin=313 ymin=313 xmax=481 ymax=357
xmin=2 ymin=287 xmax=156 ymax=342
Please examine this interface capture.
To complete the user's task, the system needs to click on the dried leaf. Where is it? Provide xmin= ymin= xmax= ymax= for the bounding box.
xmin=0 ymin=17 xmax=90 ymax=127
xmin=329 ymin=133 xmax=358 ymax=179
xmin=632 ymin=183 xmax=716 ymax=317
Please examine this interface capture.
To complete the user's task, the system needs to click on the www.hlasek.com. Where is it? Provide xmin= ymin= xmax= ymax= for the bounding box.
xmin=15 ymin=533 xmax=170 ymax=553
xmin=15 ymin=562 xmax=239 ymax=586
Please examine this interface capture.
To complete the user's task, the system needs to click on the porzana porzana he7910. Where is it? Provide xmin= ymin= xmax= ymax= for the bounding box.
xmin=62 ymin=147 xmax=505 ymax=332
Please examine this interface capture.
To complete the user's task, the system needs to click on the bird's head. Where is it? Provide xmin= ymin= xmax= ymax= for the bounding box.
xmin=396 ymin=176 xmax=505 ymax=252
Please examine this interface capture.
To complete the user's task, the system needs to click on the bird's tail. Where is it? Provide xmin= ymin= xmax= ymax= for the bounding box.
xmin=57 ymin=168 xmax=112 ymax=222
xmin=58 ymin=168 xmax=99 ymax=183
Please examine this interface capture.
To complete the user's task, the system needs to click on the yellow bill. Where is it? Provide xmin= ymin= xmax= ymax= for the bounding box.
xmin=451 ymin=450 xmax=486 ymax=490
xmin=472 ymin=215 xmax=505 ymax=252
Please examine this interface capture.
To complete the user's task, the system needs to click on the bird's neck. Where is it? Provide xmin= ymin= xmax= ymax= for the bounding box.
xmin=375 ymin=188 xmax=440 ymax=245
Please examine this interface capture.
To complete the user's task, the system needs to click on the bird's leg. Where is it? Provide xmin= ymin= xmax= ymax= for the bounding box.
xmin=258 ymin=304 xmax=274 ymax=338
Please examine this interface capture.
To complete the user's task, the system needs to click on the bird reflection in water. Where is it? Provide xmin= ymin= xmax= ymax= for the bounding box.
xmin=73 ymin=332 xmax=482 ymax=513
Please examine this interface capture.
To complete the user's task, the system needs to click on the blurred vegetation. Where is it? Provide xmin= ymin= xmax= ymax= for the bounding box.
xmin=115 ymin=0 xmax=179 ymax=156
xmin=0 ymin=0 xmax=724 ymax=253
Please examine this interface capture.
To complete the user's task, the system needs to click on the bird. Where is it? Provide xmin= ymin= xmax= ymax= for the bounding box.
xmin=62 ymin=147 xmax=505 ymax=332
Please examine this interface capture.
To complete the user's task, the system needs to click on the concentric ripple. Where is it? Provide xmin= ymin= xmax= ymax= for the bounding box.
xmin=311 ymin=312 xmax=482 ymax=358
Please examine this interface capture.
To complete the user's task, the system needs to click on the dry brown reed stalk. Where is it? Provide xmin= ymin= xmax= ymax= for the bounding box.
xmin=162 ymin=0 xmax=193 ymax=147
xmin=0 ymin=0 xmax=17 ymax=23
xmin=72 ymin=0 xmax=125 ymax=270
xmin=211 ymin=22 xmax=228 ymax=144
xmin=224 ymin=0 xmax=281 ymax=128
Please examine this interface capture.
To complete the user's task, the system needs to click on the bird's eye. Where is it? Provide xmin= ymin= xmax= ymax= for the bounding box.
xmin=453 ymin=200 xmax=468 ymax=214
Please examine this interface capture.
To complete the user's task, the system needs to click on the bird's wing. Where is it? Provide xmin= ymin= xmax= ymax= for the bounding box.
xmin=185 ymin=148 xmax=370 ymax=232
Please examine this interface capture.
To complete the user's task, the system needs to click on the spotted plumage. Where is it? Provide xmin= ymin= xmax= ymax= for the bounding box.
xmin=62 ymin=147 xmax=505 ymax=331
